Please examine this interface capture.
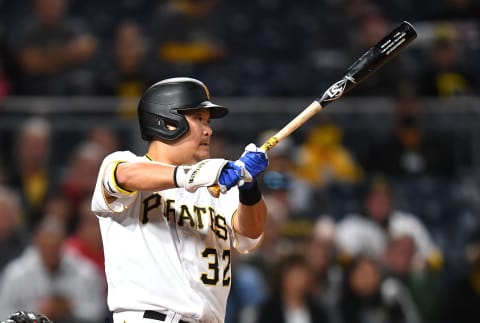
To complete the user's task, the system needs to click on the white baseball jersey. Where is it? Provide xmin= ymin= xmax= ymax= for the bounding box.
xmin=91 ymin=151 xmax=262 ymax=323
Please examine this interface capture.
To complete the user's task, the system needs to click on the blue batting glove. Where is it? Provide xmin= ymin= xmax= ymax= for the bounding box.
xmin=238 ymin=143 xmax=269 ymax=188
xmin=218 ymin=161 xmax=245 ymax=193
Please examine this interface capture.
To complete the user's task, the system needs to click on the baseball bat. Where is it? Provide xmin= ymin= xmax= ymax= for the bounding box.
xmin=208 ymin=21 xmax=417 ymax=197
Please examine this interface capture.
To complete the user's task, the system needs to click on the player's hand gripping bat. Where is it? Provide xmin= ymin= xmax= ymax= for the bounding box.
xmin=208 ymin=21 xmax=417 ymax=197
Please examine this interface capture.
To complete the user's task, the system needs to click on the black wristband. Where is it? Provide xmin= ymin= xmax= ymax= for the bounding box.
xmin=239 ymin=181 xmax=262 ymax=205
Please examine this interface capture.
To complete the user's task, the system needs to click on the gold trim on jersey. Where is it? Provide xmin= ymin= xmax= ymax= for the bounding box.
xmin=111 ymin=161 xmax=135 ymax=195
xmin=100 ymin=180 xmax=139 ymax=214
xmin=101 ymin=161 xmax=138 ymax=213
xmin=101 ymin=183 xmax=139 ymax=213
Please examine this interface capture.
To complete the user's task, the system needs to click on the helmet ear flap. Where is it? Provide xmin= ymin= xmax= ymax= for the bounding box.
xmin=139 ymin=109 xmax=189 ymax=141
xmin=156 ymin=115 xmax=169 ymax=130
xmin=155 ymin=115 xmax=186 ymax=136
xmin=137 ymin=77 xmax=227 ymax=141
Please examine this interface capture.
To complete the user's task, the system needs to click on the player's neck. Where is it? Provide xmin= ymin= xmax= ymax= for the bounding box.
xmin=147 ymin=141 xmax=193 ymax=165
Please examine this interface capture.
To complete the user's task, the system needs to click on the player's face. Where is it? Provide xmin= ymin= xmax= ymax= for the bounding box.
xmin=181 ymin=109 xmax=213 ymax=163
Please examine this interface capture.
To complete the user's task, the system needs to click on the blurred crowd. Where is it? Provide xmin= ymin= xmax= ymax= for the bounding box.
xmin=1 ymin=0 xmax=480 ymax=323
xmin=0 ymin=0 xmax=479 ymax=98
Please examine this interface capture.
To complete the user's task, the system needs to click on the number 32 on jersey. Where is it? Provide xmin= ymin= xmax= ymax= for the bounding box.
xmin=201 ymin=248 xmax=231 ymax=286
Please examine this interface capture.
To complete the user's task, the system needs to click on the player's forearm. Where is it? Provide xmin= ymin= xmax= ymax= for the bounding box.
xmin=115 ymin=162 xmax=176 ymax=191
xmin=234 ymin=198 xmax=267 ymax=239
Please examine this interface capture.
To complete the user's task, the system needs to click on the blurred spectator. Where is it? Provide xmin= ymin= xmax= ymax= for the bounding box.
xmin=87 ymin=126 xmax=121 ymax=156
xmin=0 ymin=0 xmax=16 ymax=98
xmin=293 ymin=121 xmax=364 ymax=188
xmin=0 ymin=215 xmax=106 ymax=323
xmin=336 ymin=176 xmax=443 ymax=271
xmin=418 ymin=23 xmax=478 ymax=97
xmin=383 ymin=236 xmax=417 ymax=283
xmin=0 ymin=60 xmax=11 ymax=99
xmin=42 ymin=193 xmax=75 ymax=235
xmin=382 ymin=235 xmax=444 ymax=323
xmin=0 ymin=165 xmax=7 ymax=185
xmin=375 ymin=0 xmax=425 ymax=21
xmin=306 ymin=216 xmax=343 ymax=323
xmin=0 ymin=3 xmax=12 ymax=100
xmin=246 ymin=196 xmax=290 ymax=273
xmin=7 ymin=0 xmax=98 ymax=95
xmin=96 ymin=20 xmax=155 ymax=116
xmin=338 ymin=255 xmax=419 ymax=323
xmin=0 ymin=0 xmax=477 ymax=98
xmin=7 ymin=117 xmax=54 ymax=230
xmin=335 ymin=211 xmax=386 ymax=261
xmin=426 ymin=0 xmax=480 ymax=21
xmin=443 ymin=224 xmax=480 ymax=322
xmin=0 ymin=186 xmax=28 ymax=273
xmin=149 ymin=0 xmax=228 ymax=73
xmin=226 ymin=196 xmax=290 ymax=323
xmin=64 ymin=197 xmax=105 ymax=284
xmin=59 ymin=141 xmax=105 ymax=209
xmin=362 ymin=93 xmax=458 ymax=179
xmin=254 ymin=252 xmax=329 ymax=323
xmin=342 ymin=0 xmax=381 ymax=23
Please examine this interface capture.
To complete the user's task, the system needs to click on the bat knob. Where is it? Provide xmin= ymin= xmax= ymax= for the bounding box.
xmin=207 ymin=185 xmax=221 ymax=198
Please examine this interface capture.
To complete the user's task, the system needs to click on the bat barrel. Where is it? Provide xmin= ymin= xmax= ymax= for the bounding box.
xmin=316 ymin=21 xmax=417 ymax=107
xmin=346 ymin=21 xmax=417 ymax=84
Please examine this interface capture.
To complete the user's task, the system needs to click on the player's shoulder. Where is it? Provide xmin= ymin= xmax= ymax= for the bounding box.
xmin=105 ymin=150 xmax=138 ymax=159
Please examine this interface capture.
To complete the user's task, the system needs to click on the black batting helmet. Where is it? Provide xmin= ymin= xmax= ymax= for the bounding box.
xmin=138 ymin=77 xmax=228 ymax=141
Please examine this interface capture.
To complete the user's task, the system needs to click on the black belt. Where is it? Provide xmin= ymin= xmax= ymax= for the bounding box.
xmin=143 ymin=310 xmax=188 ymax=323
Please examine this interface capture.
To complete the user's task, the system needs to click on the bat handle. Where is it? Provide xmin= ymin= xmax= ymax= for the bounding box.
xmin=207 ymin=136 xmax=278 ymax=198
xmin=260 ymin=136 xmax=278 ymax=152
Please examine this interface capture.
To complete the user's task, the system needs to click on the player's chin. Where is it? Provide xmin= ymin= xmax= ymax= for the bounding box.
xmin=195 ymin=145 xmax=210 ymax=160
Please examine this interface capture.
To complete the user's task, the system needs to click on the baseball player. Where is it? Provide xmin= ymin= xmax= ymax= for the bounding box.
xmin=91 ymin=77 xmax=269 ymax=323
xmin=1 ymin=311 xmax=52 ymax=323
